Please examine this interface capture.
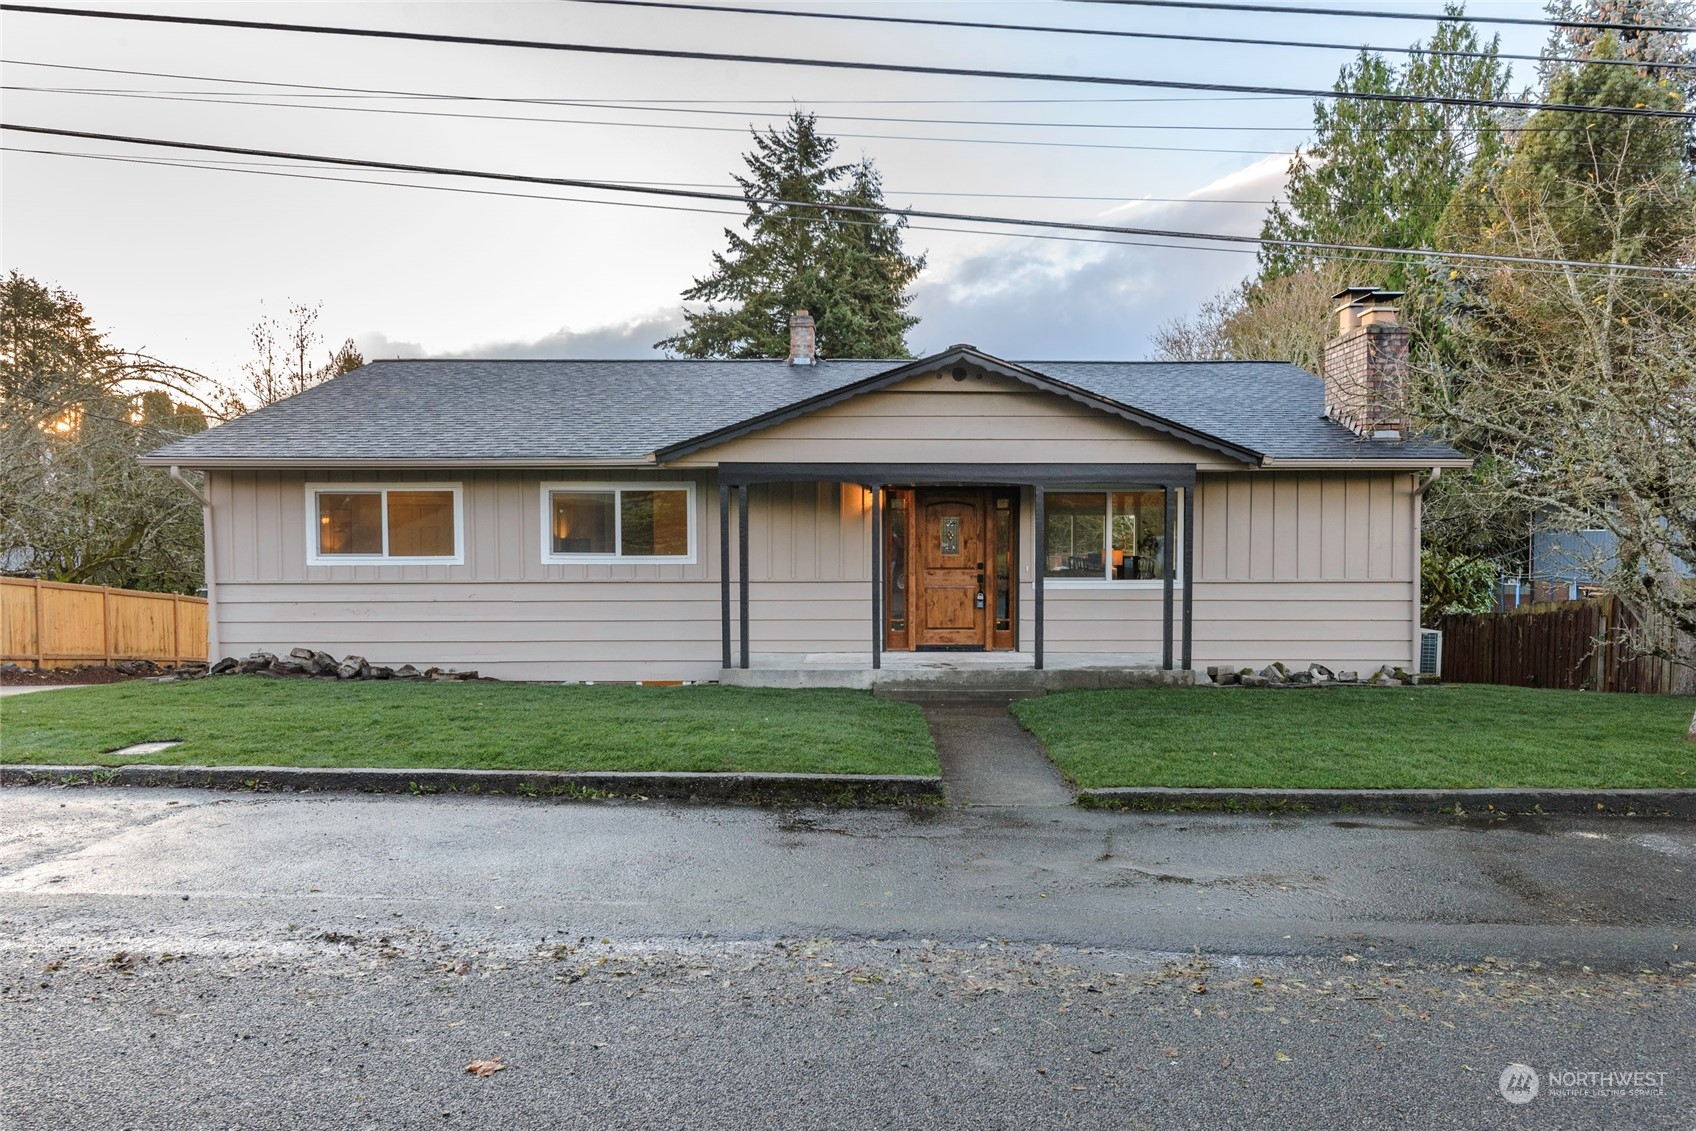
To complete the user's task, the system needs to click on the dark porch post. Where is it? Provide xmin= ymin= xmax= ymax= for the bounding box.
xmin=1182 ymin=485 xmax=1195 ymax=671
xmin=1033 ymin=483 xmax=1045 ymax=671
xmin=869 ymin=484 xmax=883 ymax=670
xmin=738 ymin=482 xmax=750 ymax=670
xmin=719 ymin=480 xmax=732 ymax=670
xmin=1162 ymin=484 xmax=1176 ymax=670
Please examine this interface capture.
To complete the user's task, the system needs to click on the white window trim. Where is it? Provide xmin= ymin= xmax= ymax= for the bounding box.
xmin=1043 ymin=486 xmax=1186 ymax=590
xmin=304 ymin=482 xmax=465 ymax=567
xmin=540 ymin=481 xmax=698 ymax=565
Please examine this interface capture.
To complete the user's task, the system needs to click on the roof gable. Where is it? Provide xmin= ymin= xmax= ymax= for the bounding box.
xmin=652 ymin=346 xmax=1261 ymax=465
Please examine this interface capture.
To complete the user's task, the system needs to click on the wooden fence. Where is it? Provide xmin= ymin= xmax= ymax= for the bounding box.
xmin=1439 ymin=596 xmax=1693 ymax=695
xmin=0 ymin=577 xmax=207 ymax=669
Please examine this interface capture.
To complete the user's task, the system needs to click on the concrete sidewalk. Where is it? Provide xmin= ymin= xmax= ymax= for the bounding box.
xmin=921 ymin=699 xmax=1074 ymax=807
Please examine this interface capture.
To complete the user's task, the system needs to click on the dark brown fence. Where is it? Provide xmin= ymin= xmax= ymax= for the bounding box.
xmin=1438 ymin=597 xmax=1692 ymax=695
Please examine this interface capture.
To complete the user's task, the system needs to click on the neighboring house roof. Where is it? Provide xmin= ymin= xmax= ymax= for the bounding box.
xmin=141 ymin=347 xmax=1468 ymax=468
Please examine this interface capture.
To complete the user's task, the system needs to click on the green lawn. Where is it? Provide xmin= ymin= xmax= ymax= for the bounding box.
xmin=1013 ymin=685 xmax=1696 ymax=790
xmin=0 ymin=679 xmax=939 ymax=777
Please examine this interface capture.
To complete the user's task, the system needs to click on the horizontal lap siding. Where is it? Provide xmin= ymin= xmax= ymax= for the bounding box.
xmin=215 ymin=581 xmax=872 ymax=681
xmin=209 ymin=470 xmax=871 ymax=681
xmin=1043 ymin=588 xmax=1163 ymax=655
xmin=1191 ymin=581 xmax=1415 ymax=670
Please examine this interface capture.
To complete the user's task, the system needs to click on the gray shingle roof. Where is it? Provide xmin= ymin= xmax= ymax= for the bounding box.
xmin=143 ymin=355 xmax=1465 ymax=465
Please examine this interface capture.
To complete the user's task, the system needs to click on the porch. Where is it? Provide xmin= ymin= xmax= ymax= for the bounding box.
xmin=712 ymin=458 xmax=1202 ymax=685
xmin=719 ymin=649 xmax=1194 ymax=691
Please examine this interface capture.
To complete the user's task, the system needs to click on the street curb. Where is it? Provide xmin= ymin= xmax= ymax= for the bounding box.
xmin=0 ymin=764 xmax=945 ymax=807
xmin=1075 ymin=786 xmax=1696 ymax=819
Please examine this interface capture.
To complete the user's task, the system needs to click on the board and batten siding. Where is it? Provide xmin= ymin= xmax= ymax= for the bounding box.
xmin=672 ymin=371 xmax=1245 ymax=470
xmin=208 ymin=470 xmax=875 ymax=681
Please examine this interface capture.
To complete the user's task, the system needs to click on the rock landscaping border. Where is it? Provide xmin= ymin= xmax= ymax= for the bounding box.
xmin=202 ymin=649 xmax=485 ymax=682
xmin=0 ymin=763 xmax=945 ymax=808
xmin=1201 ymin=662 xmax=1437 ymax=688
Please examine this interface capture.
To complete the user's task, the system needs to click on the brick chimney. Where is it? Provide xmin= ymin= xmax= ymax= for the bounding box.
xmin=788 ymin=309 xmax=816 ymax=366
xmin=1322 ymin=286 xmax=1410 ymax=439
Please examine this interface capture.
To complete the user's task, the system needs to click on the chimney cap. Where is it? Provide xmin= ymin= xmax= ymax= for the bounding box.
xmin=1331 ymin=286 xmax=1404 ymax=306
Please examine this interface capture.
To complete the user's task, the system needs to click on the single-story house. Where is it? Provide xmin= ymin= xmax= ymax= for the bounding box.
xmin=142 ymin=288 xmax=1469 ymax=685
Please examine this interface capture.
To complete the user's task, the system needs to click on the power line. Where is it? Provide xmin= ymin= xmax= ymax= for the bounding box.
xmin=0 ymin=87 xmax=1301 ymax=157
xmin=3 ymin=146 xmax=1273 ymax=260
xmin=5 ymin=123 xmax=1688 ymax=277
xmin=570 ymin=0 xmax=1696 ymax=72
xmin=1065 ymin=0 xmax=1696 ymax=34
xmin=4 ymin=5 xmax=1691 ymax=120
xmin=0 ymin=60 xmax=1302 ymax=105
xmin=16 ymin=144 xmax=1655 ymax=283
xmin=3 ymin=61 xmax=1671 ymax=138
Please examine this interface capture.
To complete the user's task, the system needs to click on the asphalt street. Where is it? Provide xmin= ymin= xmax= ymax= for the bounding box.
xmin=1 ymin=788 xmax=1691 ymax=1129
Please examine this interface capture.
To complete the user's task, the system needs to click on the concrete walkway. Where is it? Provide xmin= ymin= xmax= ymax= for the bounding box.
xmin=920 ymin=699 xmax=1075 ymax=807
xmin=0 ymin=685 xmax=78 ymax=697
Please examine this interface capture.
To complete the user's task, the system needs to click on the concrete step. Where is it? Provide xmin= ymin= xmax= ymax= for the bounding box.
xmin=876 ymin=687 xmax=1048 ymax=704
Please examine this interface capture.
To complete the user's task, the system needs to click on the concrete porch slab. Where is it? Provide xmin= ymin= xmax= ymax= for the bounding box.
xmin=719 ymin=652 xmax=1194 ymax=691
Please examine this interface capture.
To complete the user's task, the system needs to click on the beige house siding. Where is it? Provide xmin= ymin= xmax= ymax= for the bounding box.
xmin=201 ymin=418 xmax=1421 ymax=680
xmin=672 ymin=371 xmax=1245 ymax=470
xmin=208 ymin=470 xmax=874 ymax=680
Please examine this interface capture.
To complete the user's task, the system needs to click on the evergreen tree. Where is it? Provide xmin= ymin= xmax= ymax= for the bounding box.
xmin=660 ymin=112 xmax=925 ymax=359
xmin=1259 ymin=6 xmax=1510 ymax=287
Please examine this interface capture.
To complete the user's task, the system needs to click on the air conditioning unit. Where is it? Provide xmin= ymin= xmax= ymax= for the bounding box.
xmin=1419 ymin=628 xmax=1442 ymax=676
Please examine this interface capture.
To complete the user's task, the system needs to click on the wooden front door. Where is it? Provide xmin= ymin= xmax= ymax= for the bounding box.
xmin=914 ymin=490 xmax=988 ymax=649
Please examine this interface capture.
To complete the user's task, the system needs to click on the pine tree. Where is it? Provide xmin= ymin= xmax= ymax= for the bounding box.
xmin=660 ymin=112 xmax=925 ymax=359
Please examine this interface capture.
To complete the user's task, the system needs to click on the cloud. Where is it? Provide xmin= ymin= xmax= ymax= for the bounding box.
xmin=448 ymin=312 xmax=685 ymax=359
xmin=355 ymin=313 xmax=685 ymax=362
xmin=352 ymin=331 xmax=430 ymax=360
xmin=907 ymin=157 xmax=1290 ymax=360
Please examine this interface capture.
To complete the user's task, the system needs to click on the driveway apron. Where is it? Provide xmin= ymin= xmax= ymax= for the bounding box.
xmin=919 ymin=699 xmax=1074 ymax=807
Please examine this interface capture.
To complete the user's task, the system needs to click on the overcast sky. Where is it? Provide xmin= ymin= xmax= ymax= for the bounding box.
xmin=2 ymin=1 xmax=1551 ymax=380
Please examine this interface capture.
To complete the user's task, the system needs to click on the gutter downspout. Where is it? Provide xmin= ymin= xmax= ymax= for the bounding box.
xmin=168 ymin=466 xmax=218 ymax=663
xmin=1414 ymin=466 xmax=1442 ymax=498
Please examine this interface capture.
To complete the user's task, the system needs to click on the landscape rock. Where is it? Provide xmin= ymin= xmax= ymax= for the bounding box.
xmin=336 ymin=656 xmax=369 ymax=680
xmin=368 ymin=665 xmax=394 ymax=680
xmin=1308 ymin=663 xmax=1335 ymax=682
xmin=1287 ymin=670 xmax=1314 ymax=685
xmin=208 ymin=657 xmax=239 ymax=675
xmin=1240 ymin=674 xmax=1271 ymax=688
xmin=1215 ymin=670 xmax=1239 ymax=685
xmin=1334 ymin=670 xmax=1359 ymax=683
xmin=393 ymin=664 xmax=421 ymax=680
xmin=1257 ymin=665 xmax=1287 ymax=684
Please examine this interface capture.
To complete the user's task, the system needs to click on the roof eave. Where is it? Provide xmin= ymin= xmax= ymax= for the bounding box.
xmin=1257 ymin=455 xmax=1474 ymax=470
xmin=135 ymin=456 xmax=658 ymax=470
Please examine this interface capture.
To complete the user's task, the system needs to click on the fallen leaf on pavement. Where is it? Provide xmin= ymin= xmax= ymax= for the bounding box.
xmin=465 ymin=1059 xmax=507 ymax=1077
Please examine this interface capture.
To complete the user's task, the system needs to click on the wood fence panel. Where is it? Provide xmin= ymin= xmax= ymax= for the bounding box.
xmin=1439 ymin=596 xmax=1690 ymax=695
xmin=110 ymin=591 xmax=176 ymax=661
xmin=39 ymin=585 xmax=106 ymax=664
xmin=0 ymin=577 xmax=207 ymax=668
xmin=1 ymin=581 xmax=36 ymax=661
xmin=175 ymin=598 xmax=207 ymax=662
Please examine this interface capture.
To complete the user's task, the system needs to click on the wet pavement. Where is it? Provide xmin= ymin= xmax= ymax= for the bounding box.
xmin=1 ymin=789 xmax=1691 ymax=1128
xmin=922 ymin=699 xmax=1075 ymax=807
